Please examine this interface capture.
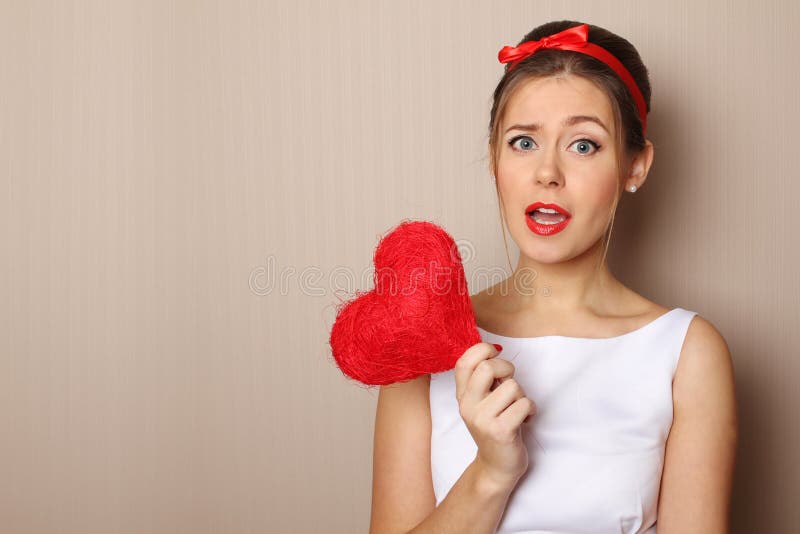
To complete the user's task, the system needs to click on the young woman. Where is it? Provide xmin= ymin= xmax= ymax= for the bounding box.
xmin=370 ymin=20 xmax=737 ymax=534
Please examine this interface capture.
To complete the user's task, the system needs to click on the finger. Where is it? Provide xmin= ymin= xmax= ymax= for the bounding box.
xmin=497 ymin=396 xmax=536 ymax=429
xmin=454 ymin=343 xmax=500 ymax=402
xmin=490 ymin=376 xmax=512 ymax=391
xmin=461 ymin=357 xmax=515 ymax=408
xmin=480 ymin=378 xmax=525 ymax=418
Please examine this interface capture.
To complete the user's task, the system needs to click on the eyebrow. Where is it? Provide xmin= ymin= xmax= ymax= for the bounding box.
xmin=504 ymin=115 xmax=610 ymax=135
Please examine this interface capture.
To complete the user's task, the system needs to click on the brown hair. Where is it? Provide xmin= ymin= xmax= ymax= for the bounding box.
xmin=487 ymin=20 xmax=651 ymax=275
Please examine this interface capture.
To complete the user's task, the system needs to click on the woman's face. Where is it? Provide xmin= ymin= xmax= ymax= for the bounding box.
xmin=495 ymin=74 xmax=623 ymax=264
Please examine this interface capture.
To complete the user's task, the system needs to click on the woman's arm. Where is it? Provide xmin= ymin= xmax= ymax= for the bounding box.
xmin=369 ymin=374 xmax=519 ymax=534
xmin=656 ymin=315 xmax=739 ymax=533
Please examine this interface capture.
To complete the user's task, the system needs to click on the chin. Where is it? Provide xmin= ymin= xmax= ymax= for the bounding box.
xmin=518 ymin=244 xmax=573 ymax=265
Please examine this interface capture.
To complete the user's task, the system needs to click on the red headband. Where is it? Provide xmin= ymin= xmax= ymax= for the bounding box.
xmin=497 ymin=24 xmax=647 ymax=136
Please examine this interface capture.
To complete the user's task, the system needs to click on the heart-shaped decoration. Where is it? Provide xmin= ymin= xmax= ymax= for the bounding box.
xmin=329 ymin=220 xmax=481 ymax=385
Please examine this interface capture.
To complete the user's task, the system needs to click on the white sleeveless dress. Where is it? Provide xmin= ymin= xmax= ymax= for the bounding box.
xmin=429 ymin=307 xmax=698 ymax=534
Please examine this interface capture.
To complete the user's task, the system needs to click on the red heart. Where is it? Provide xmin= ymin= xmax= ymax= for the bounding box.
xmin=329 ymin=220 xmax=481 ymax=385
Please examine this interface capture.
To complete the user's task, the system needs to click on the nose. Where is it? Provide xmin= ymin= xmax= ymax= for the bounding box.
xmin=534 ymin=148 xmax=564 ymax=187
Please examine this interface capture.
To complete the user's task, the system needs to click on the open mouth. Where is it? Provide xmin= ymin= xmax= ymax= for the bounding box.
xmin=524 ymin=202 xmax=572 ymax=236
xmin=527 ymin=207 xmax=569 ymax=225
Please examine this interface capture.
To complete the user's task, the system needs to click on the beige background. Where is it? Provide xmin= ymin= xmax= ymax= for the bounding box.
xmin=2 ymin=0 xmax=798 ymax=532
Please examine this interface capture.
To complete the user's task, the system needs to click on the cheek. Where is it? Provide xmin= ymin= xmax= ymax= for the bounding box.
xmin=495 ymin=157 xmax=530 ymax=191
xmin=498 ymin=153 xmax=526 ymax=175
xmin=496 ymin=149 xmax=530 ymax=182
xmin=581 ymin=178 xmax=620 ymax=220
xmin=596 ymin=179 xmax=619 ymax=205
xmin=495 ymin=170 xmax=518 ymax=201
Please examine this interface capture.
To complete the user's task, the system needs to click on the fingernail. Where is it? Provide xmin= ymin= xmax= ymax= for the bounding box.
xmin=492 ymin=343 xmax=503 ymax=352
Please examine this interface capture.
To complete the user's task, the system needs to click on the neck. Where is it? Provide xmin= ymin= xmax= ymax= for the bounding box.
xmin=508 ymin=238 xmax=623 ymax=314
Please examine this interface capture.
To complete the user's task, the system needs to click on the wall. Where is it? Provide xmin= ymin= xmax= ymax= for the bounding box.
xmin=2 ymin=0 xmax=797 ymax=532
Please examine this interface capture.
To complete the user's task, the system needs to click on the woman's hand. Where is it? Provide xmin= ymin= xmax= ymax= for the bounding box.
xmin=454 ymin=342 xmax=537 ymax=488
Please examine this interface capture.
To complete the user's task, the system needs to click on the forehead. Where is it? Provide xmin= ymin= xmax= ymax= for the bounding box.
xmin=504 ymin=75 xmax=614 ymax=131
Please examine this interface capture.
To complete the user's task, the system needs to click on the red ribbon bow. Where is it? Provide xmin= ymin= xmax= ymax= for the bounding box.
xmin=497 ymin=24 xmax=648 ymax=136
xmin=497 ymin=24 xmax=589 ymax=69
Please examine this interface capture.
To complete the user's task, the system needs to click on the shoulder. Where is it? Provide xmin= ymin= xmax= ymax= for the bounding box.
xmin=470 ymin=289 xmax=495 ymax=329
xmin=470 ymin=286 xmax=511 ymax=332
xmin=674 ymin=314 xmax=736 ymax=406
xmin=672 ymin=312 xmax=738 ymax=436
xmin=469 ymin=279 xmax=517 ymax=317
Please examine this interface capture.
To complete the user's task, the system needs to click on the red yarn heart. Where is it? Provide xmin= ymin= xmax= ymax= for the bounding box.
xmin=329 ymin=220 xmax=481 ymax=386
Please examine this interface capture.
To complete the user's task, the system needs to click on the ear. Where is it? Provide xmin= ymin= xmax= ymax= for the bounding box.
xmin=625 ymin=139 xmax=654 ymax=192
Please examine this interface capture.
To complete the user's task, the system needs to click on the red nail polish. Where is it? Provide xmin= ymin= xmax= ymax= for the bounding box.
xmin=492 ymin=343 xmax=503 ymax=352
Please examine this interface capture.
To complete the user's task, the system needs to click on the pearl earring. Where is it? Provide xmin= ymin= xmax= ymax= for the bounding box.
xmin=628 ymin=185 xmax=637 ymax=192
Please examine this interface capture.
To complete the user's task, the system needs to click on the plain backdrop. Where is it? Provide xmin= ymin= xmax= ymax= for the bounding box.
xmin=2 ymin=0 xmax=798 ymax=532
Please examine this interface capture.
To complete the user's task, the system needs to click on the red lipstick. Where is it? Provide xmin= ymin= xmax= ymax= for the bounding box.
xmin=524 ymin=202 xmax=572 ymax=236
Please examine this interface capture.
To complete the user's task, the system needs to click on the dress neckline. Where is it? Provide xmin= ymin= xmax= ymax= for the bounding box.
xmin=476 ymin=307 xmax=681 ymax=342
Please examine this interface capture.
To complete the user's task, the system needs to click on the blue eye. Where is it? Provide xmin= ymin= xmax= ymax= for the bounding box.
xmin=508 ymin=135 xmax=601 ymax=155
xmin=571 ymin=139 xmax=601 ymax=155
xmin=508 ymin=135 xmax=535 ymax=152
